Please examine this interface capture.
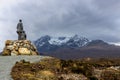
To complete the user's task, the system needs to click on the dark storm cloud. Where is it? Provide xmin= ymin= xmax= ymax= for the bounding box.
xmin=0 ymin=0 xmax=120 ymax=50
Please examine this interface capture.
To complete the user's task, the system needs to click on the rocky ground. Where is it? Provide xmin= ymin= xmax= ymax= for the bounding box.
xmin=0 ymin=56 xmax=48 ymax=80
xmin=11 ymin=57 xmax=120 ymax=80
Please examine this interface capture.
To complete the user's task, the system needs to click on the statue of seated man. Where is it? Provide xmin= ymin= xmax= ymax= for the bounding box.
xmin=16 ymin=19 xmax=27 ymax=40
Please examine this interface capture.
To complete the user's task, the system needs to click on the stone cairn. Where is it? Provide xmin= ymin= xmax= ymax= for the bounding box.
xmin=2 ymin=20 xmax=38 ymax=56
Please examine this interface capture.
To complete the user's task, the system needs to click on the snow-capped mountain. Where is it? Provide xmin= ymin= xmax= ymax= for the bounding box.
xmin=34 ymin=35 xmax=120 ymax=59
xmin=34 ymin=35 xmax=89 ymax=53
xmin=65 ymin=35 xmax=89 ymax=47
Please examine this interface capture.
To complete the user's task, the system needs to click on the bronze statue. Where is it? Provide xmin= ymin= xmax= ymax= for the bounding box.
xmin=17 ymin=19 xmax=27 ymax=40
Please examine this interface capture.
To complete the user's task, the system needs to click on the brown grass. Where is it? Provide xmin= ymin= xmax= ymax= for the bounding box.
xmin=11 ymin=57 xmax=120 ymax=80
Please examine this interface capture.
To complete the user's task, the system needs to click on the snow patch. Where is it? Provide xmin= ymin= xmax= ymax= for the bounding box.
xmin=49 ymin=37 xmax=70 ymax=45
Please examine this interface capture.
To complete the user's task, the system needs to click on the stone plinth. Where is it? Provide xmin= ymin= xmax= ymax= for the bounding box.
xmin=2 ymin=40 xmax=39 ymax=56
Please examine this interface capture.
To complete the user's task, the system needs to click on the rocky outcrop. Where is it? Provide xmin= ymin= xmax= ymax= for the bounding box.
xmin=2 ymin=40 xmax=38 ymax=56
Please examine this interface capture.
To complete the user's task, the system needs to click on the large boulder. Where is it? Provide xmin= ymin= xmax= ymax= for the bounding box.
xmin=2 ymin=40 xmax=39 ymax=56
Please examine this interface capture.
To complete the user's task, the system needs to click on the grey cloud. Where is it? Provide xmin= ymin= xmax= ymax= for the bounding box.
xmin=0 ymin=0 xmax=120 ymax=51
xmin=11 ymin=0 xmax=120 ymax=41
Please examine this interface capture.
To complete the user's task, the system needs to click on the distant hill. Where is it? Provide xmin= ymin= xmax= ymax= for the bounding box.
xmin=34 ymin=35 xmax=120 ymax=59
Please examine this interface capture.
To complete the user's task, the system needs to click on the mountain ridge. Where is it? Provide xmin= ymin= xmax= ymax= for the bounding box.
xmin=34 ymin=35 xmax=120 ymax=59
xmin=34 ymin=35 xmax=89 ymax=53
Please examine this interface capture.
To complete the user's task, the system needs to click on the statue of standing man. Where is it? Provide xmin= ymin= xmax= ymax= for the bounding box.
xmin=17 ymin=19 xmax=27 ymax=40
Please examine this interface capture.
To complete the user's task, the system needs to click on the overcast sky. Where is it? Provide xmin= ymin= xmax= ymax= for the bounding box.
xmin=0 ymin=0 xmax=120 ymax=51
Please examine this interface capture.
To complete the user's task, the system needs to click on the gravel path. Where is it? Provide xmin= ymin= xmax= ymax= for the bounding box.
xmin=0 ymin=56 xmax=48 ymax=80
